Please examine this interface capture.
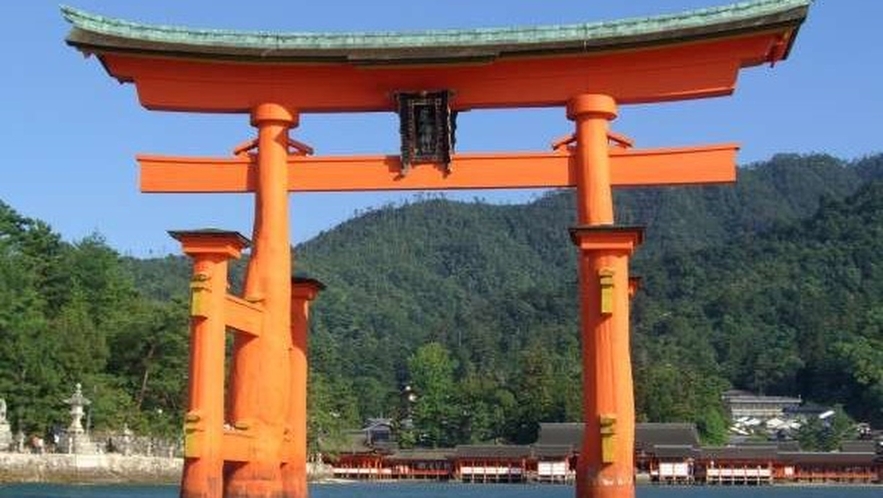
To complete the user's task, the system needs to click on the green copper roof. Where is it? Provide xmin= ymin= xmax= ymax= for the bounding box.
xmin=62 ymin=0 xmax=810 ymax=63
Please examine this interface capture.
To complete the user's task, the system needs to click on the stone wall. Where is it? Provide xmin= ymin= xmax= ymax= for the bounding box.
xmin=0 ymin=453 xmax=342 ymax=484
xmin=0 ymin=453 xmax=181 ymax=484
xmin=0 ymin=454 xmax=339 ymax=484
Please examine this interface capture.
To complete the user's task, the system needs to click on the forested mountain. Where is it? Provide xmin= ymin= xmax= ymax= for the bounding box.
xmin=2 ymin=152 xmax=883 ymax=448
xmin=295 ymin=153 xmax=883 ymax=444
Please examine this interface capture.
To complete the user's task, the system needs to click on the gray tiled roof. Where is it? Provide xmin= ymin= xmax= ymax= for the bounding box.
xmin=535 ymin=423 xmax=583 ymax=447
xmin=532 ymin=444 xmax=576 ymax=459
xmin=653 ymin=444 xmax=700 ymax=459
xmin=62 ymin=0 xmax=809 ymax=64
xmin=778 ymin=451 xmax=878 ymax=465
xmin=388 ymin=448 xmax=453 ymax=462
xmin=454 ymin=445 xmax=532 ymax=459
xmin=636 ymin=423 xmax=701 ymax=450
xmin=839 ymin=440 xmax=877 ymax=453
xmin=700 ymin=446 xmax=779 ymax=461
xmin=536 ymin=422 xmax=702 ymax=454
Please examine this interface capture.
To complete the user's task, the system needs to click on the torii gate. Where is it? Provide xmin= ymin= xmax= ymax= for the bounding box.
xmin=63 ymin=1 xmax=809 ymax=497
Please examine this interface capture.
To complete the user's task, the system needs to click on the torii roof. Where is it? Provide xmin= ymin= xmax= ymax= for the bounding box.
xmin=62 ymin=0 xmax=811 ymax=112
xmin=63 ymin=1 xmax=809 ymax=64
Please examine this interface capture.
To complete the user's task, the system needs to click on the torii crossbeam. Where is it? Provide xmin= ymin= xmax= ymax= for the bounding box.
xmin=139 ymin=145 xmax=739 ymax=193
xmin=63 ymin=1 xmax=810 ymax=497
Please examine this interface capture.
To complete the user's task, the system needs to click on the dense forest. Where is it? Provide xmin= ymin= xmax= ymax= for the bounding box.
xmin=2 ymin=152 xmax=883 ymax=449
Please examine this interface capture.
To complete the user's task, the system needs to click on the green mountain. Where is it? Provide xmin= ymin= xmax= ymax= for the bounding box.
xmin=291 ymin=152 xmax=883 ymax=444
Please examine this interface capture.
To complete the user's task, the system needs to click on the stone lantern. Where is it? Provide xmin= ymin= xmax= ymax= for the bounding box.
xmin=62 ymin=383 xmax=94 ymax=454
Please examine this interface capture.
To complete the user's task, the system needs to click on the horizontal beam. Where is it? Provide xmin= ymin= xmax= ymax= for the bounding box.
xmin=222 ymin=431 xmax=255 ymax=463
xmin=225 ymin=295 xmax=262 ymax=337
xmin=609 ymin=144 xmax=739 ymax=186
xmin=222 ymin=430 xmax=287 ymax=463
xmin=139 ymin=144 xmax=738 ymax=193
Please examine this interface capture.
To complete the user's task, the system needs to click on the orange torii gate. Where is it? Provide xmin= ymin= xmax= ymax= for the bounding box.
xmin=63 ymin=1 xmax=809 ymax=497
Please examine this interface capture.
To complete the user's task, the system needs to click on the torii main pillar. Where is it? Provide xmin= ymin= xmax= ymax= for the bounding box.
xmin=568 ymin=94 xmax=640 ymax=498
xmin=226 ymin=104 xmax=298 ymax=498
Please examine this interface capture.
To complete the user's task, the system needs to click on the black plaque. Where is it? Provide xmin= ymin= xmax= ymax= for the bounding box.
xmin=397 ymin=91 xmax=455 ymax=174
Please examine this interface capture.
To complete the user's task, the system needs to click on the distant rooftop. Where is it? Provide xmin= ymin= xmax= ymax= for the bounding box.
xmin=723 ymin=390 xmax=802 ymax=404
xmin=454 ymin=445 xmax=532 ymax=459
xmin=536 ymin=422 xmax=701 ymax=449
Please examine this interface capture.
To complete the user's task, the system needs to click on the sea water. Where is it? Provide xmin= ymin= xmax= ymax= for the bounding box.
xmin=0 ymin=483 xmax=880 ymax=498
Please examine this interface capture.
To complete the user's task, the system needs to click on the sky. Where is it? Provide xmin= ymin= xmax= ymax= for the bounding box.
xmin=1 ymin=0 xmax=880 ymax=257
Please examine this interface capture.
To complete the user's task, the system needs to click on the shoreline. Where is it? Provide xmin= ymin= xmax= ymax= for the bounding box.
xmin=0 ymin=454 xmax=878 ymax=487
xmin=0 ymin=453 xmax=180 ymax=485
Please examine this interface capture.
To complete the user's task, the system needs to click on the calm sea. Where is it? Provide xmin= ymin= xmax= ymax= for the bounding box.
xmin=0 ymin=483 xmax=880 ymax=498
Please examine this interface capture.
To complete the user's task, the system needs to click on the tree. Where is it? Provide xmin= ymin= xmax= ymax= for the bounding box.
xmin=455 ymin=372 xmax=516 ymax=444
xmin=408 ymin=342 xmax=459 ymax=447
xmin=507 ymin=340 xmax=562 ymax=444
xmin=0 ymin=236 xmax=60 ymax=431
xmin=308 ymin=371 xmax=359 ymax=456
xmin=51 ymin=288 xmax=107 ymax=384
xmin=105 ymin=298 xmax=189 ymax=433
xmin=635 ymin=361 xmax=729 ymax=445
xmin=797 ymin=405 xmax=855 ymax=451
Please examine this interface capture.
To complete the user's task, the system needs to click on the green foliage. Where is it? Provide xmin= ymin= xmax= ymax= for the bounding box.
xmin=797 ymin=405 xmax=855 ymax=451
xmin=507 ymin=340 xmax=568 ymax=444
xmin=455 ymin=372 xmax=517 ymax=444
xmin=308 ymin=370 xmax=359 ymax=455
xmin=408 ymin=343 xmax=459 ymax=447
xmin=0 ymin=202 xmax=183 ymax=435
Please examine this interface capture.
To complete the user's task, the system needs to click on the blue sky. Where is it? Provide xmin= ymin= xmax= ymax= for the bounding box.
xmin=1 ymin=0 xmax=879 ymax=257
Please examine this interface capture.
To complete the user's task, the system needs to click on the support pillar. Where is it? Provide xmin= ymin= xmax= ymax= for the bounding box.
xmin=227 ymin=103 xmax=298 ymax=498
xmin=282 ymin=277 xmax=325 ymax=498
xmin=567 ymin=94 xmax=640 ymax=498
xmin=569 ymin=226 xmax=642 ymax=498
xmin=568 ymin=94 xmax=616 ymax=226
xmin=172 ymin=230 xmax=250 ymax=498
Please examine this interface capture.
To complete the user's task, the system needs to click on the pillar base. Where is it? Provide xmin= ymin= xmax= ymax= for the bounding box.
xmin=224 ymin=465 xmax=286 ymax=498
xmin=224 ymin=485 xmax=287 ymax=498
xmin=577 ymin=478 xmax=635 ymax=498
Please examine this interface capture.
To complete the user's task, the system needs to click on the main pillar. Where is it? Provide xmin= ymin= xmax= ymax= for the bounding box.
xmin=567 ymin=94 xmax=640 ymax=498
xmin=281 ymin=277 xmax=324 ymax=498
xmin=227 ymin=103 xmax=298 ymax=498
xmin=173 ymin=230 xmax=250 ymax=498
